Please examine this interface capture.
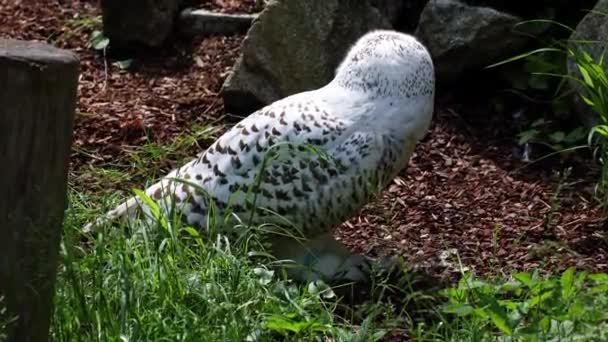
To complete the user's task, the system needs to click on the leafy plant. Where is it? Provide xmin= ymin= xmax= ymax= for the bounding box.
xmin=52 ymin=175 xmax=410 ymax=341
xmin=50 ymin=15 xmax=102 ymax=45
xmin=517 ymin=117 xmax=587 ymax=153
xmin=88 ymin=30 xmax=109 ymax=51
xmin=488 ymin=35 xmax=587 ymax=162
xmin=441 ymin=268 xmax=608 ymax=340
xmin=0 ymin=296 xmax=17 ymax=340
xmin=570 ymin=48 xmax=608 ymax=209
xmin=487 ymin=18 xmax=608 ymax=208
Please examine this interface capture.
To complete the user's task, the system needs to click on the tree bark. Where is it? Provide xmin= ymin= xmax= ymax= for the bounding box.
xmin=0 ymin=39 xmax=79 ymax=342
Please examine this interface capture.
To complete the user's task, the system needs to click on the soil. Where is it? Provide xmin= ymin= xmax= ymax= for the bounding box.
xmin=1 ymin=0 xmax=606 ymax=283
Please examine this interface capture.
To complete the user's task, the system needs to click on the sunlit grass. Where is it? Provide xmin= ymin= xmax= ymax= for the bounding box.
xmin=52 ymin=97 xmax=608 ymax=341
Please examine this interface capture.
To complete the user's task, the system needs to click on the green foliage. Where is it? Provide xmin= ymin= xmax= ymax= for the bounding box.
xmin=487 ymin=18 xmax=608 ymax=207
xmin=51 ymin=15 xmax=102 ymax=45
xmin=51 ymin=186 xmax=406 ymax=341
xmin=517 ymin=118 xmax=587 ymax=153
xmin=88 ymin=30 xmax=109 ymax=51
xmin=492 ymin=48 xmax=566 ymax=92
xmin=56 ymin=184 xmax=608 ymax=340
xmin=0 ymin=296 xmax=18 ymax=341
xmin=439 ymin=268 xmax=608 ymax=341
xmin=569 ymin=47 xmax=608 ymax=209
xmin=88 ymin=29 xmax=133 ymax=71
xmin=489 ymin=45 xmax=588 ymax=160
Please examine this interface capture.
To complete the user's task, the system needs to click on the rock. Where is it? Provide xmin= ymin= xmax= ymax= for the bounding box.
xmin=100 ymin=0 xmax=181 ymax=48
xmin=369 ymin=0 xmax=405 ymax=27
xmin=221 ymin=0 xmax=391 ymax=117
xmin=461 ymin=0 xmax=596 ymax=27
xmin=567 ymin=0 xmax=608 ymax=128
xmin=178 ymin=8 xmax=258 ymax=36
xmin=415 ymin=0 xmax=531 ymax=82
xmin=370 ymin=0 xmax=428 ymax=32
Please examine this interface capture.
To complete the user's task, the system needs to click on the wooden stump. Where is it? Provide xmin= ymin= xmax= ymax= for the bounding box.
xmin=0 ymin=39 xmax=79 ymax=342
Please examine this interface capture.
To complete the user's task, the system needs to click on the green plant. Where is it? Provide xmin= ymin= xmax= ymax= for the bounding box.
xmin=52 ymin=189 xmax=377 ymax=341
xmin=544 ymin=167 xmax=572 ymax=238
xmin=517 ymin=118 xmax=587 ymax=154
xmin=440 ymin=268 xmax=608 ymax=340
xmin=487 ymin=18 xmax=608 ymax=208
xmin=0 ymin=296 xmax=18 ymax=341
xmin=570 ymin=48 xmax=608 ymax=210
xmin=88 ymin=30 xmax=109 ymax=51
xmin=50 ymin=15 xmax=102 ymax=45
xmin=488 ymin=37 xmax=588 ymax=162
xmin=54 ymin=141 xmax=420 ymax=341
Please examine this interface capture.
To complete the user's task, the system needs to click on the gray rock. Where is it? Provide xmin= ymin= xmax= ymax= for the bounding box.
xmin=460 ymin=0 xmax=596 ymax=26
xmin=567 ymin=0 xmax=608 ymax=128
xmin=369 ymin=0 xmax=405 ymax=27
xmin=415 ymin=0 xmax=529 ymax=82
xmin=178 ymin=8 xmax=258 ymax=36
xmin=100 ymin=0 xmax=180 ymax=48
xmin=221 ymin=0 xmax=391 ymax=117
xmin=370 ymin=0 xmax=428 ymax=32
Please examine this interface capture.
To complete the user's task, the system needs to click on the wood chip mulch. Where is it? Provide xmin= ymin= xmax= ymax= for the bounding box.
xmin=2 ymin=0 xmax=606 ymax=282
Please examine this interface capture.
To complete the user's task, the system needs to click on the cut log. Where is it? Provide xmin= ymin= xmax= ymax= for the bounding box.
xmin=0 ymin=39 xmax=79 ymax=342
xmin=178 ymin=8 xmax=258 ymax=36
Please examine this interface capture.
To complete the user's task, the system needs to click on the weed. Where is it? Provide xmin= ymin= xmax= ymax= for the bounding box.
xmin=544 ymin=167 xmax=572 ymax=237
xmin=487 ymin=18 xmax=608 ymax=209
xmin=571 ymin=48 xmax=608 ymax=210
xmin=51 ymin=186 xmax=418 ymax=341
xmin=0 ymin=297 xmax=18 ymax=341
xmin=438 ymin=268 xmax=608 ymax=340
xmin=49 ymin=14 xmax=102 ymax=46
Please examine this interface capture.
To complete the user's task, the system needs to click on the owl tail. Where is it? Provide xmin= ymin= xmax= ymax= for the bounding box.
xmin=81 ymin=177 xmax=171 ymax=234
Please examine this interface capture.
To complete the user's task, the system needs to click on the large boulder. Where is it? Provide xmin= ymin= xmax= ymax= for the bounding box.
xmin=415 ymin=0 xmax=532 ymax=82
xmin=567 ymin=0 xmax=608 ymax=128
xmin=221 ymin=0 xmax=391 ymax=117
xmin=462 ymin=0 xmax=597 ymax=27
xmin=370 ymin=0 xmax=429 ymax=32
xmin=369 ymin=0 xmax=405 ymax=27
xmin=100 ymin=0 xmax=182 ymax=49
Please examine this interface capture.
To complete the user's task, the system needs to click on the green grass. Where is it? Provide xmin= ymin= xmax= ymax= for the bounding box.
xmin=51 ymin=157 xmax=608 ymax=341
xmin=48 ymin=117 xmax=608 ymax=341
xmin=53 ymin=126 xmax=413 ymax=341
xmin=48 ymin=105 xmax=608 ymax=340
xmin=51 ymin=188 xmax=411 ymax=341
xmin=51 ymin=189 xmax=608 ymax=341
xmin=69 ymin=122 xmax=224 ymax=199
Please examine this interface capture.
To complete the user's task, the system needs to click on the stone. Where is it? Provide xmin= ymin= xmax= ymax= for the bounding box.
xmin=567 ymin=0 xmax=608 ymax=128
xmin=461 ymin=0 xmax=596 ymax=27
xmin=370 ymin=0 xmax=428 ymax=32
xmin=221 ymin=0 xmax=391 ymax=117
xmin=369 ymin=0 xmax=405 ymax=27
xmin=415 ymin=0 xmax=530 ymax=82
xmin=178 ymin=8 xmax=258 ymax=36
xmin=100 ymin=0 xmax=181 ymax=48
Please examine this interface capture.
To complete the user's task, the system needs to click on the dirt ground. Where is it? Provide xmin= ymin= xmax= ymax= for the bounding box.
xmin=2 ymin=0 xmax=606 ymax=282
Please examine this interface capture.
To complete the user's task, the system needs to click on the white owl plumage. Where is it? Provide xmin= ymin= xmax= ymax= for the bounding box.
xmin=83 ymin=29 xmax=435 ymax=283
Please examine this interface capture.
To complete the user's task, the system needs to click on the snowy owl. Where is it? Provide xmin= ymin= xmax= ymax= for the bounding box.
xmin=83 ymin=29 xmax=435 ymax=284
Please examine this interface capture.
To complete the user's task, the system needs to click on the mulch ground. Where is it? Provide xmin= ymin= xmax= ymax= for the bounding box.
xmin=1 ymin=0 xmax=606 ymax=282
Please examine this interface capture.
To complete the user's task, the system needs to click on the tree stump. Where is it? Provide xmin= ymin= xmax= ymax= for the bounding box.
xmin=0 ymin=39 xmax=79 ymax=342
